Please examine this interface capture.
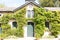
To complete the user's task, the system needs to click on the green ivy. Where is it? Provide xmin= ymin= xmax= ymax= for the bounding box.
xmin=50 ymin=11 xmax=60 ymax=37
xmin=0 ymin=8 xmax=26 ymax=38
xmin=0 ymin=7 xmax=60 ymax=38
xmin=34 ymin=7 xmax=60 ymax=38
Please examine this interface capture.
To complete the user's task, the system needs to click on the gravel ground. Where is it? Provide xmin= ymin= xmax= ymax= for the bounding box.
xmin=4 ymin=37 xmax=59 ymax=40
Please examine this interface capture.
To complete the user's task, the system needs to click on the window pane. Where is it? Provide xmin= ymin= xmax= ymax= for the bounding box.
xmin=12 ymin=22 xmax=17 ymax=28
xmin=45 ymin=21 xmax=49 ymax=28
xmin=27 ymin=10 xmax=34 ymax=18
xmin=31 ymin=10 xmax=34 ymax=18
xmin=27 ymin=10 xmax=31 ymax=18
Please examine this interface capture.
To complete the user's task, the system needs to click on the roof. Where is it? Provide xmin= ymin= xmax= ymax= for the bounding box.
xmin=0 ymin=7 xmax=16 ymax=11
xmin=13 ymin=1 xmax=40 ymax=12
xmin=0 ymin=7 xmax=16 ymax=13
xmin=25 ymin=0 xmax=35 ymax=1
xmin=0 ymin=1 xmax=60 ymax=13
xmin=44 ymin=7 xmax=60 ymax=11
xmin=0 ymin=1 xmax=40 ymax=12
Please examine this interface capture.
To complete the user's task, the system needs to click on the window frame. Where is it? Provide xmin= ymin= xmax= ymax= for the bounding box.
xmin=0 ymin=13 xmax=3 ymax=17
xmin=12 ymin=21 xmax=17 ymax=28
xmin=45 ymin=21 xmax=50 ymax=29
xmin=26 ymin=10 xmax=34 ymax=18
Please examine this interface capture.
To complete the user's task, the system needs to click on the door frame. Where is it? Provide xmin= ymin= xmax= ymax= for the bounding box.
xmin=24 ymin=21 xmax=35 ymax=37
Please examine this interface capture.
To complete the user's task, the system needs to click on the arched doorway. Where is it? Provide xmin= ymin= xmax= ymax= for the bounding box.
xmin=27 ymin=22 xmax=34 ymax=37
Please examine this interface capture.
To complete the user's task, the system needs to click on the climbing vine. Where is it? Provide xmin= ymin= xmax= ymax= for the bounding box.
xmin=34 ymin=7 xmax=60 ymax=38
xmin=0 ymin=7 xmax=60 ymax=38
xmin=50 ymin=11 xmax=60 ymax=37
xmin=0 ymin=8 xmax=27 ymax=38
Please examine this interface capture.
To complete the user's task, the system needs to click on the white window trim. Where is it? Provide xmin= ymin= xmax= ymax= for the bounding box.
xmin=26 ymin=10 xmax=34 ymax=18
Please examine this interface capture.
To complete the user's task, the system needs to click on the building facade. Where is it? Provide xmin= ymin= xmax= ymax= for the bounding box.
xmin=0 ymin=0 xmax=60 ymax=38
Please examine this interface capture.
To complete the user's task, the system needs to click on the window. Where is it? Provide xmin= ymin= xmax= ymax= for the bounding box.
xmin=0 ymin=14 xmax=1 ymax=16
xmin=12 ymin=22 xmax=17 ymax=28
xmin=27 ymin=10 xmax=31 ymax=18
xmin=0 ymin=13 xmax=3 ymax=17
xmin=26 ymin=10 xmax=34 ymax=18
xmin=0 ymin=24 xmax=2 ymax=34
xmin=45 ymin=21 xmax=49 ymax=29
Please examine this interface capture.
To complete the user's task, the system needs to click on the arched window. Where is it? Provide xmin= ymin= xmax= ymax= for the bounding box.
xmin=12 ymin=22 xmax=17 ymax=28
xmin=26 ymin=10 xmax=34 ymax=18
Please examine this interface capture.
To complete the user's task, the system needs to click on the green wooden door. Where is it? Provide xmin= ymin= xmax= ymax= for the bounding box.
xmin=27 ymin=22 xmax=34 ymax=37
xmin=0 ymin=27 xmax=2 ymax=34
